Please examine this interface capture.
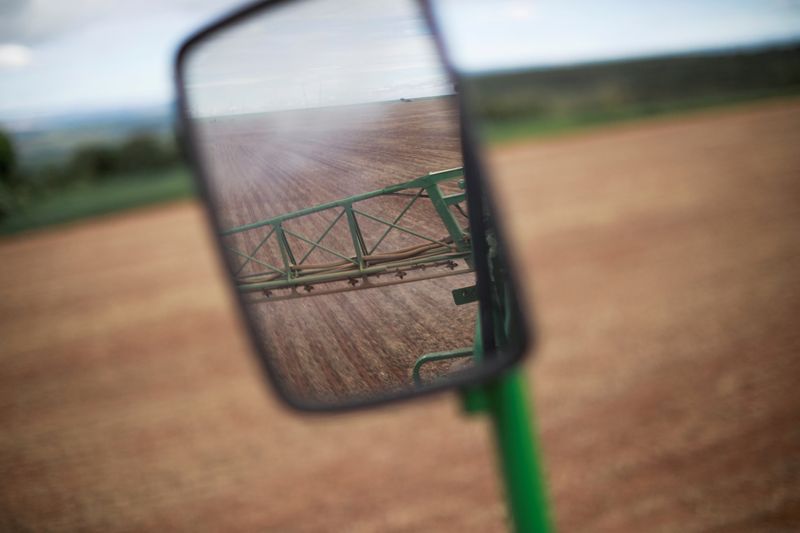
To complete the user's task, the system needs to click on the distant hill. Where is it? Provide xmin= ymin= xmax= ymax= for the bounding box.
xmin=1 ymin=104 xmax=174 ymax=169
xmin=465 ymin=42 xmax=800 ymax=138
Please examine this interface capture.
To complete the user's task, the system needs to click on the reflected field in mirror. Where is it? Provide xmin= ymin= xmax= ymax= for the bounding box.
xmin=182 ymin=0 xmax=481 ymax=406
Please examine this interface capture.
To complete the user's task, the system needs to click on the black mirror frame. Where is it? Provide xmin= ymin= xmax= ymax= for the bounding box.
xmin=174 ymin=0 xmax=533 ymax=413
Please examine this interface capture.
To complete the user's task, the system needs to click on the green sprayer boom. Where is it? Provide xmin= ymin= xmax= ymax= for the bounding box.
xmin=222 ymin=167 xmax=473 ymax=302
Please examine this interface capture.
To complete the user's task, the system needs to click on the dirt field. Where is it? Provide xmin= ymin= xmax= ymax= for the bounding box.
xmin=1 ymin=100 xmax=799 ymax=531
xmin=196 ymin=97 xmax=478 ymax=402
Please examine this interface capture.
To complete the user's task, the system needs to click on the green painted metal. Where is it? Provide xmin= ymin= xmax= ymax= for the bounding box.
xmin=460 ymin=318 xmax=488 ymax=413
xmin=222 ymin=160 xmax=552 ymax=531
xmin=460 ymin=385 xmax=489 ymax=413
xmin=451 ymin=284 xmax=478 ymax=306
xmin=411 ymin=286 xmax=478 ymax=387
xmin=221 ymin=167 xmax=464 ymax=235
xmin=457 ymin=194 xmax=551 ymax=531
xmin=426 ymin=182 xmax=469 ymax=252
xmin=274 ymin=225 xmax=295 ymax=275
xmin=237 ymin=251 xmax=470 ymax=292
xmin=442 ymin=191 xmax=466 ymax=206
xmin=233 ymin=225 xmax=276 ymax=276
xmin=351 ymin=208 xmax=447 ymax=247
xmin=482 ymin=371 xmax=552 ymax=533
xmin=284 ymin=226 xmax=359 ymax=266
xmin=460 ymin=319 xmax=552 ymax=532
xmin=297 ymin=210 xmax=346 ymax=266
xmin=223 ymin=167 xmax=473 ymax=298
xmin=224 ymin=245 xmax=286 ymax=276
xmin=411 ymin=347 xmax=474 ymax=385
xmin=367 ymin=187 xmax=424 ymax=255
xmin=344 ymin=205 xmax=367 ymax=270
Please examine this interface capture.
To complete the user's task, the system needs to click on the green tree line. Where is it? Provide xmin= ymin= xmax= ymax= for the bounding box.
xmin=0 ymin=131 xmax=181 ymax=219
xmin=466 ymin=43 xmax=800 ymax=123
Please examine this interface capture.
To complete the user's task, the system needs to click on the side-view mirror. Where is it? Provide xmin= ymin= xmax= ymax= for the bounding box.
xmin=175 ymin=0 xmax=529 ymax=410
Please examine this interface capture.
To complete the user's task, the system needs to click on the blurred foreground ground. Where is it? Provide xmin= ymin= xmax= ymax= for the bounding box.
xmin=1 ymin=101 xmax=799 ymax=531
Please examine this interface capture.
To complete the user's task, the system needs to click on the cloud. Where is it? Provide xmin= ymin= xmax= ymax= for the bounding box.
xmin=0 ymin=43 xmax=32 ymax=67
xmin=0 ymin=0 xmax=233 ymax=45
xmin=0 ymin=0 xmax=239 ymax=116
xmin=0 ymin=0 xmax=110 ymax=44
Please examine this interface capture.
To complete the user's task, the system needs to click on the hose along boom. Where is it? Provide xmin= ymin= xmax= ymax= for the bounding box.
xmin=222 ymin=167 xmax=476 ymax=382
xmin=223 ymin=167 xmax=473 ymax=302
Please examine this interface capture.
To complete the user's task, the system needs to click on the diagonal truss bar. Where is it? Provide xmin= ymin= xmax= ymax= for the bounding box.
xmin=225 ymin=246 xmax=286 ymax=276
xmin=282 ymin=227 xmax=359 ymax=266
xmin=352 ymin=208 xmax=454 ymax=248
xmin=221 ymin=167 xmax=464 ymax=235
xmin=367 ymin=187 xmax=424 ymax=255
xmin=296 ymin=209 xmax=346 ymax=266
xmin=221 ymin=167 xmax=471 ymax=296
xmin=275 ymin=225 xmax=296 ymax=274
xmin=344 ymin=205 xmax=366 ymax=269
xmin=233 ymin=225 xmax=276 ymax=276
xmin=426 ymin=183 xmax=469 ymax=252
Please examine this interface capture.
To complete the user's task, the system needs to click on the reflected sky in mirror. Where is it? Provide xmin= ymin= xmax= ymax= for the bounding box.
xmin=182 ymin=0 xmax=479 ymax=406
xmin=186 ymin=0 xmax=453 ymax=116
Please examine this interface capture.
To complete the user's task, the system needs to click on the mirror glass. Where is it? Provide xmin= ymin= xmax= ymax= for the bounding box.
xmin=180 ymin=0 xmax=516 ymax=407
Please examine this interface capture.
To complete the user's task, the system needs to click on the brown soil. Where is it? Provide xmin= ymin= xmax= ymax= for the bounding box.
xmin=196 ymin=98 xmax=477 ymax=402
xmin=1 ymin=100 xmax=799 ymax=531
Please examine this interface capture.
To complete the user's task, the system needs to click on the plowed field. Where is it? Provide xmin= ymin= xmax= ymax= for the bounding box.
xmin=1 ymin=100 xmax=799 ymax=531
xmin=196 ymin=98 xmax=477 ymax=401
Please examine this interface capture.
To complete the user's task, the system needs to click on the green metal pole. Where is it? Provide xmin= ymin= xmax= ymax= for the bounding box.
xmin=484 ymin=370 xmax=552 ymax=533
xmin=462 ymin=322 xmax=552 ymax=532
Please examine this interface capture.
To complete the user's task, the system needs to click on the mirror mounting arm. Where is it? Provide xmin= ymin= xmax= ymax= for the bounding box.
xmin=457 ymin=316 xmax=552 ymax=531
xmin=459 ymin=371 xmax=553 ymax=532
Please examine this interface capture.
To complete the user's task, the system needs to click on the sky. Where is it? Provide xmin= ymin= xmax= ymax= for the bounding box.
xmin=1 ymin=0 xmax=800 ymax=121
xmin=433 ymin=0 xmax=800 ymax=72
xmin=0 ymin=0 xmax=235 ymax=121
xmin=185 ymin=0 xmax=451 ymax=116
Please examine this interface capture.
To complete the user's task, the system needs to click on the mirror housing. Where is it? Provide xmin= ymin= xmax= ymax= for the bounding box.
xmin=174 ymin=0 xmax=531 ymax=411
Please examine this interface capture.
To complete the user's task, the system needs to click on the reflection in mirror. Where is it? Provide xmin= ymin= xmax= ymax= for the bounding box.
xmin=182 ymin=0 xmax=489 ymax=407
